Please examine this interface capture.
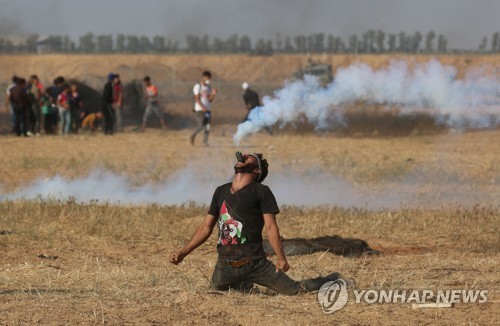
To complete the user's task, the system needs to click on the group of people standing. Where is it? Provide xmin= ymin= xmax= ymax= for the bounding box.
xmin=5 ymin=73 xmax=124 ymax=137
xmin=5 ymin=75 xmax=87 ymax=136
xmin=5 ymin=70 xmax=271 ymax=141
xmin=101 ymin=73 xmax=124 ymax=135
xmin=101 ymin=72 xmax=168 ymax=135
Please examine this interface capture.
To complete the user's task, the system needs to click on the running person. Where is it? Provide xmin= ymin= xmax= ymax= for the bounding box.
xmin=190 ymin=71 xmax=217 ymax=146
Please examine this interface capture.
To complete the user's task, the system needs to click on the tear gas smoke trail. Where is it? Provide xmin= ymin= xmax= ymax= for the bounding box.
xmin=234 ymin=60 xmax=500 ymax=144
xmin=2 ymin=169 xmax=496 ymax=209
xmin=1 ymin=171 xmax=221 ymax=205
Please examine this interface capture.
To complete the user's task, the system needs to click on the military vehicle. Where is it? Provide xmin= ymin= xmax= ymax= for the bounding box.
xmin=292 ymin=59 xmax=333 ymax=87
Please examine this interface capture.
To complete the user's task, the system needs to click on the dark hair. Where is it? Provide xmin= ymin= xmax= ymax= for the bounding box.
xmin=12 ymin=76 xmax=18 ymax=83
xmin=143 ymin=76 xmax=151 ymax=82
xmin=202 ymin=71 xmax=212 ymax=78
xmin=30 ymin=74 xmax=38 ymax=80
xmin=63 ymin=84 xmax=71 ymax=90
xmin=17 ymin=78 xmax=26 ymax=85
xmin=55 ymin=76 xmax=65 ymax=85
xmin=249 ymin=153 xmax=269 ymax=183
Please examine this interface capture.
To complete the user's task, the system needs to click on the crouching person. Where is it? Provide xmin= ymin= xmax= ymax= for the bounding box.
xmin=80 ymin=111 xmax=103 ymax=133
xmin=170 ymin=153 xmax=341 ymax=295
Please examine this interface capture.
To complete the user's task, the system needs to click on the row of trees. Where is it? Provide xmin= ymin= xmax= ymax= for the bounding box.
xmin=0 ymin=31 xmax=499 ymax=54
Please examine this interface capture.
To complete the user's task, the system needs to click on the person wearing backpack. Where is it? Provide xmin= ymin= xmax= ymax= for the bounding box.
xmin=190 ymin=71 xmax=217 ymax=146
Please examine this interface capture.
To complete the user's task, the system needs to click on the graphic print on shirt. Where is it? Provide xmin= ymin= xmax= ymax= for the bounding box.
xmin=218 ymin=201 xmax=246 ymax=245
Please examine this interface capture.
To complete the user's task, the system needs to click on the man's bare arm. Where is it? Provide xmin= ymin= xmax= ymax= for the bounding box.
xmin=263 ymin=213 xmax=289 ymax=273
xmin=170 ymin=214 xmax=217 ymax=264
xmin=208 ymin=88 xmax=217 ymax=102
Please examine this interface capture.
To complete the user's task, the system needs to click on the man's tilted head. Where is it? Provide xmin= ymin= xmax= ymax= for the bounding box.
xmin=234 ymin=152 xmax=269 ymax=183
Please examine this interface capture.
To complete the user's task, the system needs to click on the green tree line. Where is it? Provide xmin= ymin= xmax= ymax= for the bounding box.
xmin=0 ymin=31 xmax=499 ymax=54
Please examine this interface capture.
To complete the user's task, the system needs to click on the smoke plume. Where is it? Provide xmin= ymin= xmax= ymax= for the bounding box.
xmin=1 ymin=170 xmax=220 ymax=206
xmin=2 ymin=167 xmax=496 ymax=209
xmin=234 ymin=60 xmax=499 ymax=144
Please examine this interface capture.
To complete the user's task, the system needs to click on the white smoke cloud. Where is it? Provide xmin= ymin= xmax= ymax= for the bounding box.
xmin=234 ymin=60 xmax=500 ymax=144
xmin=1 ymin=170 xmax=222 ymax=205
xmin=2 ymin=168 xmax=496 ymax=209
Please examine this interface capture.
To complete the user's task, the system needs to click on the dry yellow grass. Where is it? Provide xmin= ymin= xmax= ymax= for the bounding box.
xmin=0 ymin=130 xmax=499 ymax=324
xmin=0 ymin=201 xmax=498 ymax=324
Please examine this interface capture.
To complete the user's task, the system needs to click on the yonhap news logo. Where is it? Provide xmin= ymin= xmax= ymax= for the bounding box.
xmin=317 ymin=279 xmax=489 ymax=314
xmin=317 ymin=279 xmax=349 ymax=314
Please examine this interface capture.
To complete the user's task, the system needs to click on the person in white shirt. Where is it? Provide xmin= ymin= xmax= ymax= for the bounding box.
xmin=190 ymin=71 xmax=217 ymax=146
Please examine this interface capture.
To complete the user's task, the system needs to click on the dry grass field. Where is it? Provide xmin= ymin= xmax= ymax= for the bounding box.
xmin=0 ymin=128 xmax=498 ymax=325
xmin=0 ymin=53 xmax=498 ymax=324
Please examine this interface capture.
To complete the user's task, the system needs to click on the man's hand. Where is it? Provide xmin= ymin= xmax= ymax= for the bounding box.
xmin=169 ymin=215 xmax=217 ymax=266
xmin=263 ymin=213 xmax=290 ymax=273
xmin=170 ymin=251 xmax=186 ymax=265
xmin=276 ymin=257 xmax=290 ymax=273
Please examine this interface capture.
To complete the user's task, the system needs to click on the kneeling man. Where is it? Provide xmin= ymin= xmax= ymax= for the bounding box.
xmin=170 ymin=153 xmax=341 ymax=295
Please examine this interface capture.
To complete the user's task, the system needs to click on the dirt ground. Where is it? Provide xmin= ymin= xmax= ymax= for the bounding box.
xmin=0 ymin=128 xmax=498 ymax=325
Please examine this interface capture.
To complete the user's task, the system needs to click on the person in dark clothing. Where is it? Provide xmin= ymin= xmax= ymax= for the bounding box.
xmin=26 ymin=75 xmax=42 ymax=136
xmin=241 ymin=82 xmax=273 ymax=135
xmin=170 ymin=153 xmax=342 ymax=295
xmin=9 ymin=78 xmax=29 ymax=137
xmin=46 ymin=77 xmax=65 ymax=134
xmin=102 ymin=73 xmax=115 ymax=135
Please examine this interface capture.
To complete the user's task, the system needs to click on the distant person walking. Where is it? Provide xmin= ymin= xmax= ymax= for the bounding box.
xmin=113 ymin=74 xmax=124 ymax=132
xmin=190 ymin=71 xmax=217 ymax=146
xmin=102 ymin=73 xmax=116 ymax=135
xmin=140 ymin=76 xmax=166 ymax=132
xmin=9 ymin=78 xmax=29 ymax=137
xmin=242 ymin=82 xmax=272 ymax=135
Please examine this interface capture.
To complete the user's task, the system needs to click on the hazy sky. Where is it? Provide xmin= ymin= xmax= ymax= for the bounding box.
xmin=0 ymin=0 xmax=498 ymax=50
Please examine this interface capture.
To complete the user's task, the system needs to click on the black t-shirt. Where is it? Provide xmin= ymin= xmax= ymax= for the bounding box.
xmin=208 ymin=181 xmax=280 ymax=260
xmin=10 ymin=86 xmax=29 ymax=108
xmin=102 ymin=81 xmax=113 ymax=108
xmin=69 ymin=93 xmax=82 ymax=111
